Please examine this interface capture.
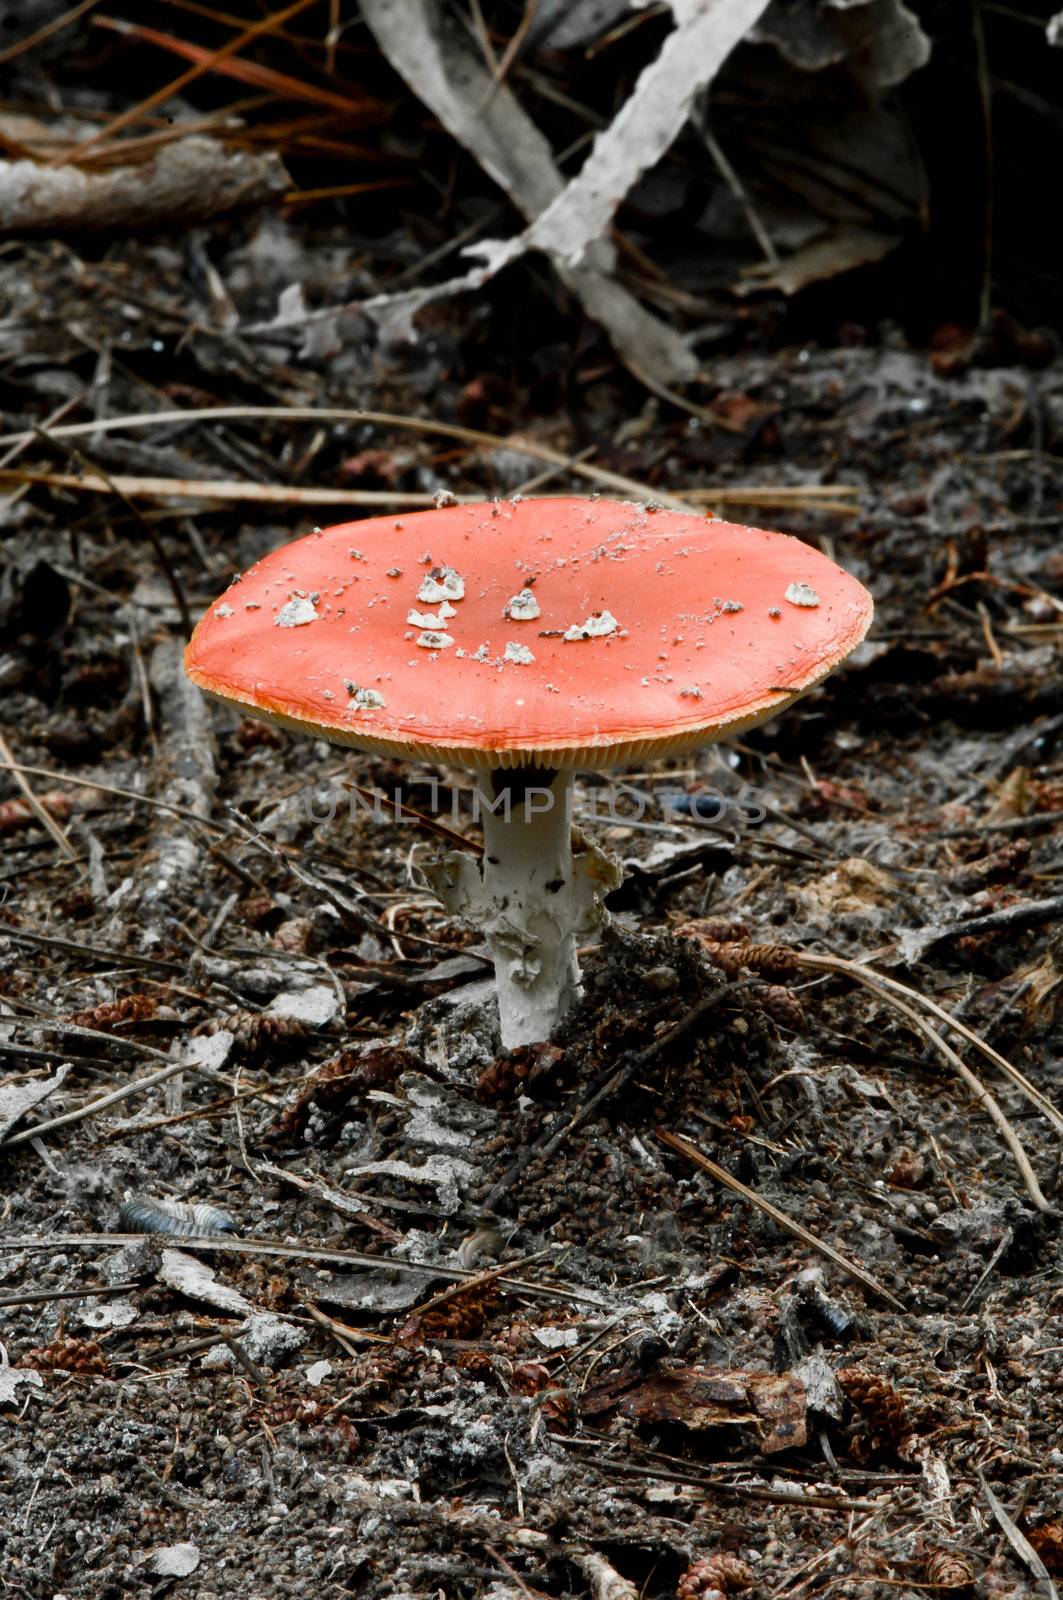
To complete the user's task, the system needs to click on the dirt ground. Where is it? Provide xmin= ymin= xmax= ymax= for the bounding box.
xmin=1 ymin=138 xmax=1062 ymax=1600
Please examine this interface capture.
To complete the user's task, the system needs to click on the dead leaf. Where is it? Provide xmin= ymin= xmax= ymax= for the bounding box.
xmin=986 ymin=766 xmax=1031 ymax=823
xmin=0 ymin=1065 xmax=71 ymax=1144
xmin=588 ymin=1365 xmax=808 ymax=1453
xmin=799 ymin=857 xmax=897 ymax=922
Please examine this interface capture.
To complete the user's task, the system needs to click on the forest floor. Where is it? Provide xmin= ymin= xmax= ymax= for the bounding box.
xmin=0 ymin=220 xmax=1061 ymax=1600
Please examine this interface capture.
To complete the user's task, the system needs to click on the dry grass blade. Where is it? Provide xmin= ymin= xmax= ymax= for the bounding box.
xmin=0 ymin=467 xmax=449 ymax=508
xmin=0 ymin=757 xmax=235 ymax=835
xmin=283 ymin=178 xmax=411 ymax=206
xmin=32 ymin=426 xmax=193 ymax=633
xmin=70 ymin=97 xmax=273 ymax=168
xmin=978 ymin=1471 xmax=1059 ymax=1599
xmin=685 ymin=485 xmax=861 ymax=511
xmin=163 ymin=0 xmax=362 ymax=60
xmin=402 ymin=1247 xmax=553 ymax=1324
xmin=0 ymin=1058 xmax=191 ymax=1149
xmin=56 ymin=0 xmax=322 ymax=165
xmin=692 ymin=486 xmax=861 ymax=499
xmin=477 ymin=0 xmax=540 ymax=117
xmin=342 ymin=780 xmax=483 ymax=855
xmin=93 ymin=16 xmax=385 ymax=121
xmin=0 ymin=730 xmax=78 ymax=861
xmin=794 ymin=951 xmax=1063 ymax=1136
xmin=793 ymin=953 xmax=1054 ymax=1210
xmin=0 ymin=0 xmax=103 ymax=66
xmin=0 ymin=404 xmax=697 ymax=509
xmin=0 ymin=1282 xmax=140 ymax=1310
xmin=0 ymin=1235 xmax=607 ymax=1305
xmin=657 ymin=1129 xmax=907 ymax=1310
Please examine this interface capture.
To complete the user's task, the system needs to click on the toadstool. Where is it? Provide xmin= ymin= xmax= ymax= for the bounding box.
xmin=185 ymin=497 xmax=872 ymax=1049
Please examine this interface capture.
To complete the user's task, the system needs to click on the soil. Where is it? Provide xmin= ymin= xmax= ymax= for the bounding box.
xmin=1 ymin=171 xmax=1062 ymax=1600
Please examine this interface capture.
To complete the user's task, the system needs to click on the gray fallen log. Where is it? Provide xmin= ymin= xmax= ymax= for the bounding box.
xmin=0 ymin=136 xmax=288 ymax=236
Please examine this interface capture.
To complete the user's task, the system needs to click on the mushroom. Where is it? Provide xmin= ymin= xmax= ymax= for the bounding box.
xmin=185 ymin=497 xmax=872 ymax=1049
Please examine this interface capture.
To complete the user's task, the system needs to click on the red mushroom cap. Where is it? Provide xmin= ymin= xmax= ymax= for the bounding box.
xmin=185 ymin=497 xmax=873 ymax=770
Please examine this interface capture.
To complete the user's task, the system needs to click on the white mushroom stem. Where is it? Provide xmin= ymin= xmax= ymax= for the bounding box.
xmin=424 ymin=770 xmax=620 ymax=1050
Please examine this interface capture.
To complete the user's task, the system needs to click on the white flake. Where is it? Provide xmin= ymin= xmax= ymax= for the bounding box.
xmin=785 ymin=582 xmax=821 ymax=608
xmin=407 ymin=603 xmax=455 ymax=627
xmin=679 ymin=686 xmax=703 ymax=698
xmin=505 ymin=588 xmax=540 ymax=621
xmin=532 ymin=1326 xmax=579 ymax=1350
xmin=563 ymin=609 xmax=619 ymax=641
xmin=268 ymin=984 xmax=340 ymax=1026
xmin=418 ymin=566 xmax=465 ymax=603
xmin=0 ymin=1367 xmax=43 ymax=1405
xmin=275 ymin=596 xmax=318 ymax=628
xmin=144 ymin=1544 xmax=201 ymax=1579
xmin=504 ymin=642 xmax=535 ymax=664
xmin=345 ymin=684 xmax=387 ymax=711
xmin=213 ymin=603 xmax=233 ymax=618
xmin=416 ymin=630 xmax=454 ymax=650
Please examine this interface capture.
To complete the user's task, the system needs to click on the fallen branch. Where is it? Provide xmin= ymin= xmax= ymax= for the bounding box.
xmin=0 ymin=135 xmax=287 ymax=236
xmin=912 ymin=894 xmax=1063 ymax=954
